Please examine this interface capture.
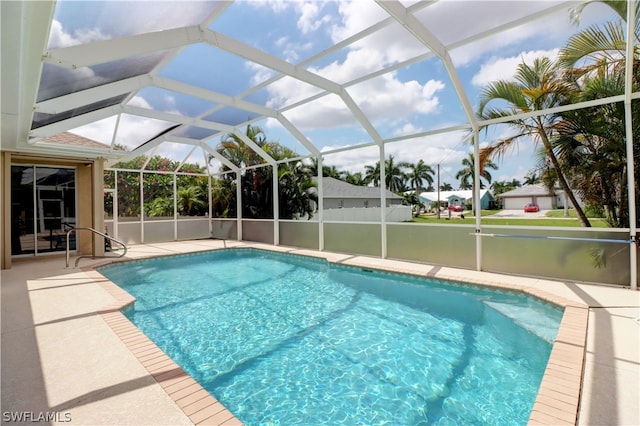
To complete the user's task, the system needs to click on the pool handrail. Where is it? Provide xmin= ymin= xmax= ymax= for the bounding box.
xmin=65 ymin=227 xmax=128 ymax=268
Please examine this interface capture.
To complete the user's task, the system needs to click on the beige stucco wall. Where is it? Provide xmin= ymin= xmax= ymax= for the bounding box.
xmin=1 ymin=153 xmax=105 ymax=269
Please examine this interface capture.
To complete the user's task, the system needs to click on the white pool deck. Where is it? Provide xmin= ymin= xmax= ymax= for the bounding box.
xmin=1 ymin=239 xmax=639 ymax=425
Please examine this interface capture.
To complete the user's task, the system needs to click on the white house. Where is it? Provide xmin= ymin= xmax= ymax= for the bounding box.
xmin=418 ymin=189 xmax=494 ymax=211
xmin=498 ymin=184 xmax=572 ymax=210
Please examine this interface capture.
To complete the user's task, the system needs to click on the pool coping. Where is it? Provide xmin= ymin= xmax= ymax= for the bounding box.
xmin=85 ymin=245 xmax=589 ymax=426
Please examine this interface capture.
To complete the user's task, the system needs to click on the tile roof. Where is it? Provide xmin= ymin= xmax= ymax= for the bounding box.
xmin=498 ymin=184 xmax=558 ymax=198
xmin=42 ymin=132 xmax=110 ymax=150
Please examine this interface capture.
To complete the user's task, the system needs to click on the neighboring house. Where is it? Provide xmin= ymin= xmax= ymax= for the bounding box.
xmin=418 ymin=189 xmax=494 ymax=210
xmin=498 ymin=184 xmax=574 ymax=210
xmin=317 ymin=177 xmax=404 ymax=209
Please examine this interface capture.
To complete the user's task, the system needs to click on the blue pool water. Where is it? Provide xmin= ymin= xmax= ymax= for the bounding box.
xmin=99 ymin=249 xmax=563 ymax=425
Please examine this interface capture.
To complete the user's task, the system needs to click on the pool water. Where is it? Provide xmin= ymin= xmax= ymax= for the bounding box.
xmin=99 ymin=249 xmax=562 ymax=425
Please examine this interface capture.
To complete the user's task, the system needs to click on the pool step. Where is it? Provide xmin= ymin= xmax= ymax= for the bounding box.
xmin=483 ymin=301 xmax=559 ymax=344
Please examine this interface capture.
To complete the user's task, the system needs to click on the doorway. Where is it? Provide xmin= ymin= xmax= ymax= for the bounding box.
xmin=11 ymin=165 xmax=77 ymax=256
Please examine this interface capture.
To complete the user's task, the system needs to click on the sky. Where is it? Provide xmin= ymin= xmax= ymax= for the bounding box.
xmin=49 ymin=0 xmax=616 ymax=188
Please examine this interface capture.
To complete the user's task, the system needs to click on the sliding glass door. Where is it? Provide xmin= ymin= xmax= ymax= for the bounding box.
xmin=11 ymin=165 xmax=76 ymax=256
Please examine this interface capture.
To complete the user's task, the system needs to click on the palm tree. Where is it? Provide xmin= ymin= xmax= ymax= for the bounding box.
xmin=343 ymin=171 xmax=367 ymax=186
xmin=553 ymin=69 xmax=637 ymax=227
xmin=385 ymin=156 xmax=409 ymax=193
xmin=308 ymin=158 xmax=343 ymax=179
xmin=455 ymin=153 xmax=497 ymax=190
xmin=523 ymin=171 xmax=541 ymax=185
xmin=440 ymin=182 xmax=453 ymax=191
xmin=491 ymin=179 xmax=521 ymax=196
xmin=278 ymin=161 xmax=318 ymax=219
xmin=560 ymin=1 xmax=639 ymax=80
xmin=363 ymin=161 xmax=381 ymax=187
xmin=177 ymin=185 xmax=206 ymax=216
xmin=363 ymin=156 xmax=409 ymax=192
xmin=216 ymin=124 xmax=317 ymax=219
xmin=406 ymin=160 xmax=435 ymax=198
xmin=477 ymin=57 xmax=592 ymax=226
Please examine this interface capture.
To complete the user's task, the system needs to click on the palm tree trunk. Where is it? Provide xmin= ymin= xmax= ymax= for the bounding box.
xmin=538 ymin=126 xmax=592 ymax=227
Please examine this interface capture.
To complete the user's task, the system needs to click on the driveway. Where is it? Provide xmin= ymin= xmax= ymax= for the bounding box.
xmin=488 ymin=209 xmax=548 ymax=218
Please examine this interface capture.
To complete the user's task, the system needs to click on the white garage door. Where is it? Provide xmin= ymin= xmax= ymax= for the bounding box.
xmin=535 ymin=196 xmax=553 ymax=210
xmin=504 ymin=197 xmax=531 ymax=209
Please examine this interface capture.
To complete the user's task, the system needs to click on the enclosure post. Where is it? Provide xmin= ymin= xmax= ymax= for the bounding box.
xmin=140 ymin=171 xmax=145 ymax=243
xmin=236 ymin=172 xmax=242 ymax=241
xmin=208 ymin=175 xmax=212 ymax=238
xmin=473 ymin=129 xmax=482 ymax=271
xmin=624 ymin=2 xmax=638 ymax=289
xmin=317 ymin=156 xmax=324 ymax=251
xmin=113 ymin=170 xmax=119 ymax=239
xmin=173 ymin=173 xmax=178 ymax=241
xmin=273 ymin=163 xmax=279 ymax=246
xmin=380 ymin=144 xmax=387 ymax=258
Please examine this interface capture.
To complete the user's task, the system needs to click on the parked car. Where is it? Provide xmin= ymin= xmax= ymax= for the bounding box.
xmin=448 ymin=205 xmax=464 ymax=212
xmin=524 ymin=203 xmax=539 ymax=213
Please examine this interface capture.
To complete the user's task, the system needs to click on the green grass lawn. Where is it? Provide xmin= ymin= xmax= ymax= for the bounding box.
xmin=411 ymin=210 xmax=610 ymax=227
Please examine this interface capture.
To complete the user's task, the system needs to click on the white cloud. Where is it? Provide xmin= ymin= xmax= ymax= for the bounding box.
xmin=296 ymin=2 xmax=331 ymax=34
xmin=48 ymin=19 xmax=109 ymax=48
xmin=253 ymin=1 xmax=441 ymax=132
xmin=471 ymin=49 xmax=560 ymax=87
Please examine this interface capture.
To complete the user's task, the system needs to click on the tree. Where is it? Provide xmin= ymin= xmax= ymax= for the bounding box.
xmin=477 ymin=57 xmax=592 ymax=226
xmin=363 ymin=156 xmax=409 ymax=193
xmin=560 ymin=1 xmax=639 ymax=80
xmin=555 ymin=0 xmax=640 ymax=227
xmin=364 ymin=161 xmax=381 ymax=187
xmin=455 ymin=153 xmax=497 ymax=190
xmin=215 ymin=124 xmax=317 ymax=220
xmin=343 ymin=171 xmax=367 ymax=186
xmin=278 ymin=161 xmax=318 ymax=219
xmin=491 ymin=179 xmax=521 ymax=196
xmin=440 ymin=182 xmax=454 ymax=191
xmin=177 ymin=185 xmax=206 ymax=216
xmin=406 ymin=160 xmax=435 ymax=198
xmin=308 ymin=158 xmax=342 ymax=179
xmin=553 ymin=70 xmax=639 ymax=227
xmin=523 ymin=171 xmax=541 ymax=185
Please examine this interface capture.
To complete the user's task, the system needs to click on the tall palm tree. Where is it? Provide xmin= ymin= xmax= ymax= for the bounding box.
xmin=406 ymin=160 xmax=435 ymax=198
xmin=455 ymin=153 xmax=497 ymax=190
xmin=560 ymin=1 xmax=639 ymax=79
xmin=385 ymin=155 xmax=409 ymax=193
xmin=477 ymin=57 xmax=592 ymax=226
xmin=364 ymin=156 xmax=410 ymax=193
xmin=363 ymin=161 xmax=381 ymax=187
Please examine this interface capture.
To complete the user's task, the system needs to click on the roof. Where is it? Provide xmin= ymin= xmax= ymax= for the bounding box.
xmin=419 ymin=189 xmax=492 ymax=202
xmin=319 ymin=177 xmax=402 ymax=200
xmin=42 ymin=132 xmax=110 ymax=150
xmin=498 ymin=184 xmax=558 ymax=198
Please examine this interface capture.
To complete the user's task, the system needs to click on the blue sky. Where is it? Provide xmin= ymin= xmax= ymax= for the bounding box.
xmin=51 ymin=0 xmax=616 ymax=188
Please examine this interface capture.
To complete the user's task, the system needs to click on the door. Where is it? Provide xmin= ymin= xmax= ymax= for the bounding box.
xmin=11 ymin=165 xmax=77 ymax=256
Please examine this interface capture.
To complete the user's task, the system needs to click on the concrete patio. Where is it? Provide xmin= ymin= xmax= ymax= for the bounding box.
xmin=2 ymin=239 xmax=639 ymax=425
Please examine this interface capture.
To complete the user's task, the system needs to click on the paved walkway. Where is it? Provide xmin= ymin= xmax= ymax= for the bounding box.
xmin=2 ymin=240 xmax=638 ymax=425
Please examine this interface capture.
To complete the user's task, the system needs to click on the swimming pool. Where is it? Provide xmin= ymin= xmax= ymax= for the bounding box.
xmin=99 ymin=248 xmax=563 ymax=425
